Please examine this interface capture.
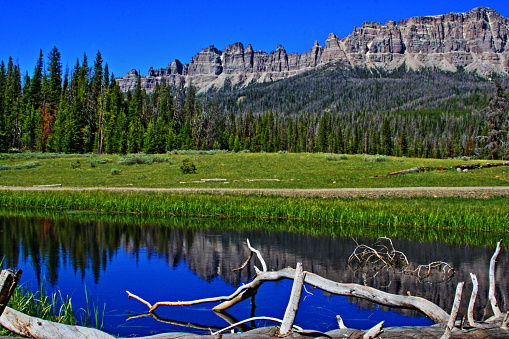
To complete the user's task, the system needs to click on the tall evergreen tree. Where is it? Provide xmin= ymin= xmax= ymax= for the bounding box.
xmin=40 ymin=46 xmax=62 ymax=151
xmin=0 ymin=58 xmax=22 ymax=150
xmin=381 ymin=118 xmax=393 ymax=155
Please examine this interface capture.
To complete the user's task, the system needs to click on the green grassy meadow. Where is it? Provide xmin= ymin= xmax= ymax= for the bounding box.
xmin=1 ymin=152 xmax=508 ymax=188
xmin=1 ymin=152 xmax=508 ymax=244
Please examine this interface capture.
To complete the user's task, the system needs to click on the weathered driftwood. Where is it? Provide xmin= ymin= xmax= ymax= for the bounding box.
xmin=279 ymin=262 xmax=305 ymax=335
xmin=467 ymin=273 xmax=479 ymax=327
xmin=489 ymin=240 xmax=503 ymax=318
xmin=349 ymin=238 xmax=454 ymax=283
xmin=441 ymin=282 xmax=465 ymax=339
xmin=0 ymin=269 xmax=22 ymax=317
xmin=128 ymin=267 xmax=450 ymax=323
xmin=246 ymin=238 xmax=268 ymax=274
xmin=481 ymin=161 xmax=509 ymax=168
xmin=0 ymin=306 xmax=116 ymax=339
xmin=363 ymin=321 xmax=384 ymax=339
xmin=453 ymin=163 xmax=481 ymax=170
xmin=388 ymin=166 xmax=427 ymax=176
xmin=384 ymin=161 xmax=509 ymax=177
xmin=336 ymin=315 xmax=347 ymax=329
xmin=386 ymin=167 xmax=446 ymax=176
xmin=211 ymin=317 xmax=302 ymax=336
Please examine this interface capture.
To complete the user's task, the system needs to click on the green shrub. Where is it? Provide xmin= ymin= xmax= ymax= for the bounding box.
xmin=70 ymin=161 xmax=81 ymax=169
xmin=96 ymin=158 xmax=112 ymax=164
xmin=118 ymin=154 xmax=170 ymax=165
xmin=180 ymin=158 xmax=197 ymax=174
xmin=0 ymin=164 xmax=11 ymax=170
xmin=168 ymin=150 xmax=229 ymax=155
xmin=325 ymin=155 xmax=348 ymax=161
xmin=13 ymin=161 xmax=41 ymax=170
xmin=363 ymin=155 xmax=388 ymax=162
xmin=111 ymin=169 xmax=122 ymax=175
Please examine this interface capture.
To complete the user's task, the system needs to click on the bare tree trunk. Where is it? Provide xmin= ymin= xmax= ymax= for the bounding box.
xmin=363 ymin=321 xmax=384 ymax=339
xmin=0 ymin=269 xmax=22 ymax=317
xmin=489 ymin=240 xmax=502 ymax=318
xmin=441 ymin=282 xmax=464 ymax=339
xmin=280 ymin=263 xmax=305 ymax=335
xmin=467 ymin=273 xmax=478 ymax=327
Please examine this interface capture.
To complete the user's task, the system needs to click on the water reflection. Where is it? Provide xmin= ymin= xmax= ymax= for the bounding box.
xmin=0 ymin=213 xmax=507 ymax=336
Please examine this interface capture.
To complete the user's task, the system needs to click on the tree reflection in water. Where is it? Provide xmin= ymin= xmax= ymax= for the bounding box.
xmin=0 ymin=212 xmax=506 ymax=337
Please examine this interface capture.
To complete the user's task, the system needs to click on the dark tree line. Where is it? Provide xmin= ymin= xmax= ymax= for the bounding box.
xmin=0 ymin=47 xmax=508 ymax=159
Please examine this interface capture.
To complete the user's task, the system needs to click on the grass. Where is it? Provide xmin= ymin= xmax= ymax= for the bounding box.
xmin=0 ymin=205 xmax=505 ymax=247
xmin=0 ymin=282 xmax=104 ymax=337
xmin=0 ymin=152 xmax=508 ymax=188
xmin=0 ymin=190 xmax=508 ymax=237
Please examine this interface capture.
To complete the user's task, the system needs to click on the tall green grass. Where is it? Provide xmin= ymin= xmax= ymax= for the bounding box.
xmin=0 ymin=283 xmax=104 ymax=337
xmin=0 ymin=190 xmax=508 ymax=239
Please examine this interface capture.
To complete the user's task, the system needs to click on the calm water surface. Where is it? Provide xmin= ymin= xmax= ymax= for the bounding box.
xmin=0 ymin=213 xmax=506 ymax=337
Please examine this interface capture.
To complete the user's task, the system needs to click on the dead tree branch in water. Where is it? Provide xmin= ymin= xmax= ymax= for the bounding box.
xmin=349 ymin=237 xmax=455 ymax=283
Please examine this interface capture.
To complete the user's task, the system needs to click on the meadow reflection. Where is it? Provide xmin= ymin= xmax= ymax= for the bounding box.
xmin=0 ymin=211 xmax=507 ymax=329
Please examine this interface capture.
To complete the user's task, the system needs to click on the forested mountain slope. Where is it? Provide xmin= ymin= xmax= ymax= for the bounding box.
xmin=202 ymin=63 xmax=494 ymax=115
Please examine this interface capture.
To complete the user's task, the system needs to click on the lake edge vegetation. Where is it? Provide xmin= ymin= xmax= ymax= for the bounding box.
xmin=1 ymin=190 xmax=508 ymax=238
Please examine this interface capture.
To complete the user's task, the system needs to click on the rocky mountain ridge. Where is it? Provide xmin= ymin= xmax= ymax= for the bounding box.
xmin=117 ymin=7 xmax=509 ymax=93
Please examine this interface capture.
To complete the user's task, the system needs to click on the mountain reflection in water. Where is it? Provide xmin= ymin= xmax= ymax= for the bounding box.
xmin=0 ymin=213 xmax=507 ymax=337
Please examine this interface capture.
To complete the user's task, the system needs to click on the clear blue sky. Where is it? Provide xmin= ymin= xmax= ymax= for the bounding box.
xmin=1 ymin=0 xmax=508 ymax=78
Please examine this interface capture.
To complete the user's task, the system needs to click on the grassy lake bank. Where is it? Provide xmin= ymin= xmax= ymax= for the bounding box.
xmin=1 ymin=152 xmax=508 ymax=245
xmin=0 ymin=190 xmax=508 ymax=245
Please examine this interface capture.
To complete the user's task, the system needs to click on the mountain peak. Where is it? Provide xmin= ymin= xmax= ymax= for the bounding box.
xmin=117 ymin=7 xmax=509 ymax=93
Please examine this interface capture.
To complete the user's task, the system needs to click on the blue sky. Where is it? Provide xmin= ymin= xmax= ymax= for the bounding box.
xmin=1 ymin=0 xmax=508 ymax=77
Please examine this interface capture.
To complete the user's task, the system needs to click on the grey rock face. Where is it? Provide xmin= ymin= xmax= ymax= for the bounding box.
xmin=117 ymin=7 xmax=509 ymax=93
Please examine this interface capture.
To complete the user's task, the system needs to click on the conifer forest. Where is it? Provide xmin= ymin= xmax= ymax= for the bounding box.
xmin=1 ymin=47 xmax=508 ymax=159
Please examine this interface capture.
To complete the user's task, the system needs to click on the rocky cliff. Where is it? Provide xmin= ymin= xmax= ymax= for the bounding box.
xmin=117 ymin=7 xmax=509 ymax=93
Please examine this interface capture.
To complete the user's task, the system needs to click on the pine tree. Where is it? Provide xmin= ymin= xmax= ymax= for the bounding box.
xmin=398 ymin=128 xmax=408 ymax=157
xmin=315 ymin=113 xmax=330 ymax=152
xmin=0 ymin=58 xmax=22 ymax=150
xmin=40 ymin=47 xmax=62 ymax=151
xmin=381 ymin=118 xmax=393 ymax=155
xmin=21 ymin=50 xmax=44 ymax=151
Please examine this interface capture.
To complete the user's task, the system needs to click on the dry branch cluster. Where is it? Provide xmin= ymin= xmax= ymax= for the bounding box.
xmin=348 ymin=237 xmax=455 ymax=283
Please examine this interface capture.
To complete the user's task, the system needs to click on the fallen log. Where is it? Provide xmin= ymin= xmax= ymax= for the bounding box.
xmin=382 ymin=161 xmax=509 ymax=177
xmin=128 ymin=267 xmax=449 ymax=323
xmin=452 ymin=163 xmax=481 ymax=170
xmin=0 ymin=306 xmax=115 ymax=339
